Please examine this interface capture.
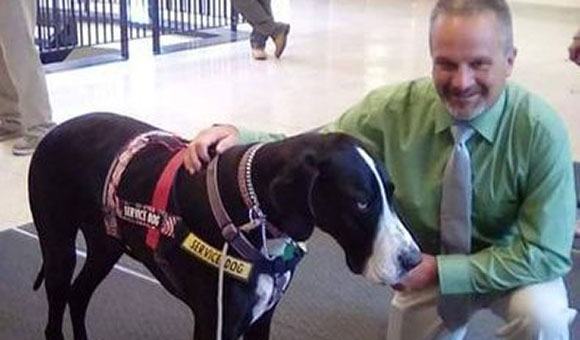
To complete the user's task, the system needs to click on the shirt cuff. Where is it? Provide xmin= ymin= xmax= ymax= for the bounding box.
xmin=436 ymin=254 xmax=472 ymax=294
xmin=238 ymin=127 xmax=285 ymax=144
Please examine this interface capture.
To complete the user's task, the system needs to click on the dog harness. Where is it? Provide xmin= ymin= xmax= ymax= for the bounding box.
xmin=102 ymin=132 xmax=304 ymax=312
xmin=102 ymin=130 xmax=186 ymax=250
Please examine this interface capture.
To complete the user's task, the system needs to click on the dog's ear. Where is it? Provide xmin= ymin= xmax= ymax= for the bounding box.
xmin=268 ymin=149 xmax=319 ymax=240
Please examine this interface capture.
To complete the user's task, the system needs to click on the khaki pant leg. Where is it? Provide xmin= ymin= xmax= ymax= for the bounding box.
xmin=0 ymin=0 xmax=54 ymax=137
xmin=386 ymin=286 xmax=468 ymax=340
xmin=0 ymin=43 xmax=21 ymax=128
xmin=489 ymin=278 xmax=577 ymax=340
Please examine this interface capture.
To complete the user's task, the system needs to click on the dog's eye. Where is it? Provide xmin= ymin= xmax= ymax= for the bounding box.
xmin=356 ymin=200 xmax=370 ymax=212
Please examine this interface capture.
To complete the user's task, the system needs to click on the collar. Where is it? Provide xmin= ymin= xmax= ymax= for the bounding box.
xmin=434 ymin=86 xmax=507 ymax=143
xmin=206 ymin=144 xmax=270 ymax=261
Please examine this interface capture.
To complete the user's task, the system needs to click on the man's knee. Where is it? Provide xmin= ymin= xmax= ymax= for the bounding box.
xmin=493 ymin=279 xmax=576 ymax=339
xmin=496 ymin=305 xmax=576 ymax=339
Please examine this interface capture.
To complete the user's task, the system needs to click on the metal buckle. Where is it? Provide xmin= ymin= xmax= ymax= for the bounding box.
xmin=248 ymin=205 xmax=266 ymax=226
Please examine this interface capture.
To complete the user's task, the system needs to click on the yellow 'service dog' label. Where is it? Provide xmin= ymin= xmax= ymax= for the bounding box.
xmin=181 ymin=233 xmax=253 ymax=281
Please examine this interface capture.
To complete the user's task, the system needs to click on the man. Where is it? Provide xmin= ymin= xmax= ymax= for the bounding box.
xmin=570 ymin=29 xmax=580 ymax=66
xmin=184 ymin=0 xmax=577 ymax=339
xmin=0 ymin=0 xmax=55 ymax=156
xmin=570 ymin=30 xmax=580 ymax=241
xmin=232 ymin=0 xmax=290 ymax=60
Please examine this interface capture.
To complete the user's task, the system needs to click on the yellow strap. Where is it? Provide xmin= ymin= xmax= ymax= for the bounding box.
xmin=181 ymin=233 xmax=253 ymax=281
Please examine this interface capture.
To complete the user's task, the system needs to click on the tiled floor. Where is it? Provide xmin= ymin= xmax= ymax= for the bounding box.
xmin=1 ymin=0 xmax=579 ymax=230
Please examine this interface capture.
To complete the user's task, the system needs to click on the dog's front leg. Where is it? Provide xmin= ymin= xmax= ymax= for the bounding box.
xmin=242 ymin=306 xmax=276 ymax=340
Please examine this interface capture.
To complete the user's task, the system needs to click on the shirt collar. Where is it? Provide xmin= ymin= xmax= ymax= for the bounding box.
xmin=434 ymin=86 xmax=507 ymax=144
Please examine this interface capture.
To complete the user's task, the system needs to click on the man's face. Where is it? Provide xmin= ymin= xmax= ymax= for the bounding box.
xmin=430 ymin=12 xmax=516 ymax=120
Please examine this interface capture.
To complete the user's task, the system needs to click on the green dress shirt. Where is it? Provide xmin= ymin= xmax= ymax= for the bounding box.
xmin=240 ymin=77 xmax=576 ymax=295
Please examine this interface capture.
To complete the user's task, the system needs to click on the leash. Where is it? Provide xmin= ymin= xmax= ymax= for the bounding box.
xmin=216 ymin=242 xmax=229 ymax=340
xmin=207 ymin=145 xmax=265 ymax=340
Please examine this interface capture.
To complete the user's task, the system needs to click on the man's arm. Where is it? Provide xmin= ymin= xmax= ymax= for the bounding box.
xmin=438 ymin=116 xmax=576 ymax=295
xmin=184 ymin=125 xmax=286 ymax=174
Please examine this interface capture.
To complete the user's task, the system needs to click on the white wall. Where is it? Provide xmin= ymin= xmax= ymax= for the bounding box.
xmin=509 ymin=0 xmax=580 ymax=8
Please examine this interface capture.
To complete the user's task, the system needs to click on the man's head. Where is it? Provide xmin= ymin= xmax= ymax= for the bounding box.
xmin=429 ymin=0 xmax=517 ymax=121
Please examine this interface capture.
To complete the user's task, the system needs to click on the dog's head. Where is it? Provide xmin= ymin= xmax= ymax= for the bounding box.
xmin=262 ymin=133 xmax=421 ymax=285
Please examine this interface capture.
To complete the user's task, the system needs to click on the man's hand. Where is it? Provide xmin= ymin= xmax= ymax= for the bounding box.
xmin=392 ymin=253 xmax=438 ymax=292
xmin=569 ymin=34 xmax=580 ymax=66
xmin=183 ymin=124 xmax=240 ymax=175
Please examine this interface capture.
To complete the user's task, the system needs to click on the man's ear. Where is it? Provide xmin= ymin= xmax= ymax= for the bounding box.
xmin=505 ymin=47 xmax=517 ymax=77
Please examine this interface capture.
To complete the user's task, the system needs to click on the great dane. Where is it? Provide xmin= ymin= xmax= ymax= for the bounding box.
xmin=28 ymin=112 xmax=421 ymax=340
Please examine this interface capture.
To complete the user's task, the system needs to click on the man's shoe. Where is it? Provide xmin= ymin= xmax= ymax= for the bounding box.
xmin=251 ymin=48 xmax=267 ymax=60
xmin=273 ymin=24 xmax=290 ymax=58
xmin=0 ymin=126 xmax=23 ymax=142
xmin=12 ymin=135 xmax=42 ymax=156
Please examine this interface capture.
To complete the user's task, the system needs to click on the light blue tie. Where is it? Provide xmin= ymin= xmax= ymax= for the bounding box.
xmin=440 ymin=123 xmax=474 ymax=254
xmin=438 ymin=123 xmax=474 ymax=331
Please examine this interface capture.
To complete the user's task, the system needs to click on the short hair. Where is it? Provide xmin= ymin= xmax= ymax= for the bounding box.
xmin=429 ymin=0 xmax=514 ymax=53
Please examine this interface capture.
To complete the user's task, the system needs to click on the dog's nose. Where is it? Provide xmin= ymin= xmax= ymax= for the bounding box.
xmin=398 ymin=247 xmax=422 ymax=272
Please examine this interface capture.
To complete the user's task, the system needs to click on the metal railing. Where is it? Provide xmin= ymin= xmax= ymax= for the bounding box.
xmin=36 ymin=0 xmax=242 ymax=68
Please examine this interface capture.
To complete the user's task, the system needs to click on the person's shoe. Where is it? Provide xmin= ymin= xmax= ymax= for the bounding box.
xmin=0 ymin=125 xmax=23 ymax=142
xmin=12 ymin=135 xmax=42 ymax=156
xmin=273 ymin=24 xmax=290 ymax=58
xmin=251 ymin=48 xmax=267 ymax=60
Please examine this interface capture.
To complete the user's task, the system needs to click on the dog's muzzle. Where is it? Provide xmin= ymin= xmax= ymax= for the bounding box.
xmin=363 ymin=220 xmax=422 ymax=285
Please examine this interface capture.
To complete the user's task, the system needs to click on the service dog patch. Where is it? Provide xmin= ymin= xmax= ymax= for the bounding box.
xmin=181 ymin=233 xmax=253 ymax=281
xmin=117 ymin=200 xmax=179 ymax=238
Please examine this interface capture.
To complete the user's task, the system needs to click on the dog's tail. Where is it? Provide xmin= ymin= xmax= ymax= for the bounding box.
xmin=33 ymin=265 xmax=45 ymax=291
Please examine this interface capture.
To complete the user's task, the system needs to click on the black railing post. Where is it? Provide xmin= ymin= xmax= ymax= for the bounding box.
xmin=151 ymin=0 xmax=161 ymax=54
xmin=120 ymin=0 xmax=130 ymax=59
xmin=230 ymin=2 xmax=237 ymax=32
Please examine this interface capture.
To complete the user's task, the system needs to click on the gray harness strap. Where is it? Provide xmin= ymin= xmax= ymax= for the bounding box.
xmin=206 ymin=144 xmax=301 ymax=309
xmin=206 ymin=149 xmax=264 ymax=261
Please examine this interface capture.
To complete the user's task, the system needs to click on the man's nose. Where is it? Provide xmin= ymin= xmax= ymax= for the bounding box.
xmin=451 ymin=65 xmax=475 ymax=91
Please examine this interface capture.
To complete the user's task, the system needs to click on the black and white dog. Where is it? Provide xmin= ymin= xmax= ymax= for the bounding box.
xmin=29 ymin=113 xmax=421 ymax=340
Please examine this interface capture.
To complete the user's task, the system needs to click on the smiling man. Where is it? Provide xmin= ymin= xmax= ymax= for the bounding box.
xmin=183 ymin=1 xmax=577 ymax=339
xmin=430 ymin=6 xmax=516 ymax=121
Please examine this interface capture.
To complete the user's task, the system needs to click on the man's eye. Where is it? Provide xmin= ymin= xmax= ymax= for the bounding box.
xmin=471 ymin=60 xmax=491 ymax=70
xmin=436 ymin=61 xmax=456 ymax=71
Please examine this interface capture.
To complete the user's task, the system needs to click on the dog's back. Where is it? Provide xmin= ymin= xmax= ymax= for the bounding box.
xmin=30 ymin=113 xmax=156 ymax=223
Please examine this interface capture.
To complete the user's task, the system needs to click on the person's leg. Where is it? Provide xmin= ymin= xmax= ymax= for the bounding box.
xmin=0 ymin=44 xmax=23 ymax=141
xmin=489 ymin=278 xmax=577 ymax=340
xmin=0 ymin=0 xmax=55 ymax=154
xmin=232 ymin=0 xmax=277 ymax=37
xmin=257 ymin=0 xmax=273 ymax=17
xmin=232 ymin=0 xmax=289 ymax=58
xmin=249 ymin=29 xmax=268 ymax=60
xmin=251 ymin=0 xmax=274 ymax=50
xmin=386 ymin=286 xmax=469 ymax=340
